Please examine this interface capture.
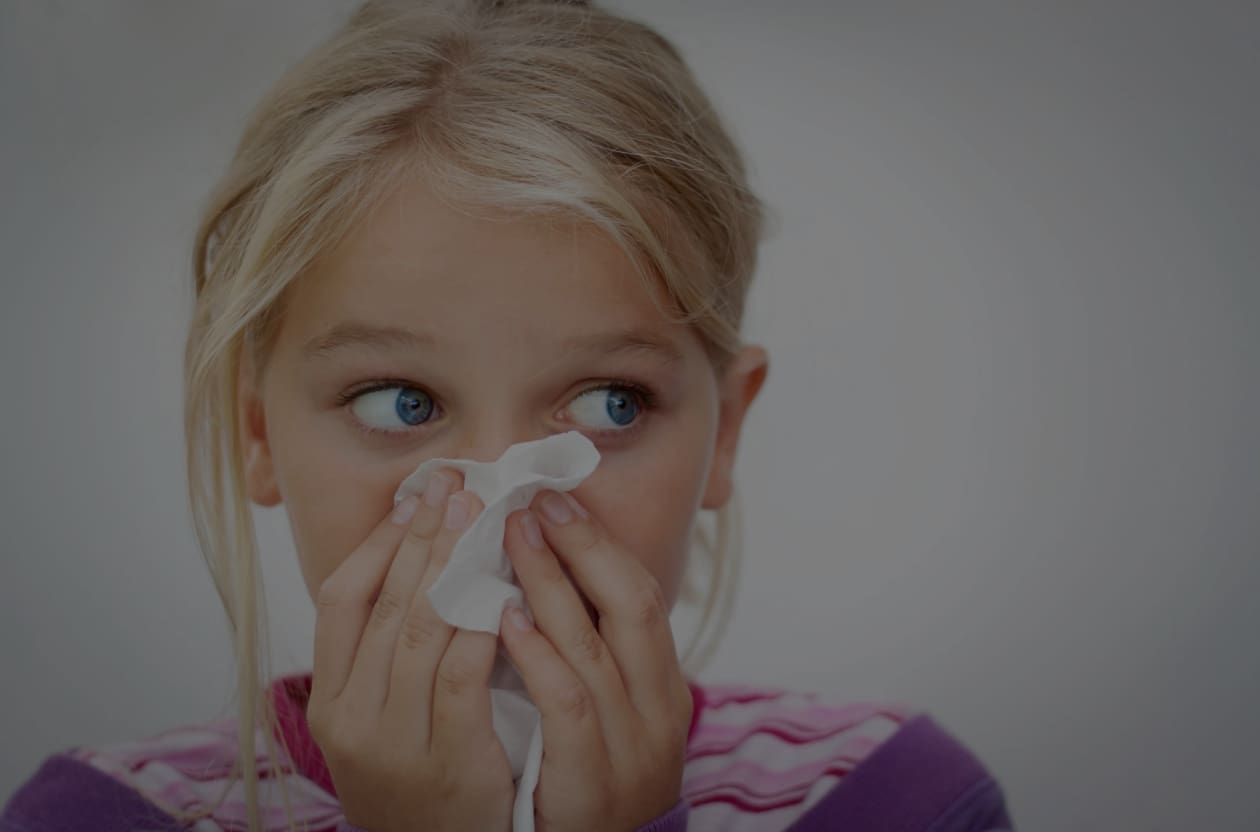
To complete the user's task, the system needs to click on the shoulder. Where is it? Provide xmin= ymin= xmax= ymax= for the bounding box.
xmin=1 ymin=718 xmax=343 ymax=832
xmin=2 ymin=751 xmax=189 ymax=832
xmin=682 ymin=681 xmax=916 ymax=828
xmin=682 ymin=681 xmax=1016 ymax=831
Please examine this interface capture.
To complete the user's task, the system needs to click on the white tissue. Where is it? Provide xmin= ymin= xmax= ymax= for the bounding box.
xmin=391 ymin=431 xmax=601 ymax=831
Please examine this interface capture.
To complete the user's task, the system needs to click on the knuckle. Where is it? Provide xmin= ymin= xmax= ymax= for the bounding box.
xmin=402 ymin=525 xmax=434 ymax=549
xmin=399 ymin=608 xmax=443 ymax=651
xmin=569 ymin=626 xmax=605 ymax=664
xmin=436 ymin=657 xmax=479 ymax=697
xmin=556 ymin=682 xmax=592 ymax=721
xmin=369 ymin=590 xmax=404 ymax=625
xmin=315 ymin=579 xmax=350 ymax=611
xmin=627 ymin=580 xmax=668 ymax=628
xmin=540 ymin=561 xmax=572 ymax=591
xmin=570 ymin=524 xmax=603 ymax=554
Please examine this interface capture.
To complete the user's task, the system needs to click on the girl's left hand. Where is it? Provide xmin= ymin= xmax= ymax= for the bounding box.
xmin=498 ymin=489 xmax=693 ymax=832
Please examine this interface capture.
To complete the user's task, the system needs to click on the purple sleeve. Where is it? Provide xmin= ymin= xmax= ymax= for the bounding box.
xmin=787 ymin=714 xmax=1016 ymax=831
xmin=336 ymin=799 xmax=690 ymax=832
xmin=632 ymin=799 xmax=689 ymax=832
xmin=1 ymin=754 xmax=187 ymax=832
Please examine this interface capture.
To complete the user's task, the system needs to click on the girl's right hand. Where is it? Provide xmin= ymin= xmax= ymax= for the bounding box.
xmin=306 ymin=469 xmax=515 ymax=832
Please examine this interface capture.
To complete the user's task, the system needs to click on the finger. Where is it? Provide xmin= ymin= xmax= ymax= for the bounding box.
xmin=342 ymin=468 xmax=459 ymax=713
xmin=423 ymin=487 xmax=483 ymax=592
xmin=504 ymin=507 xmax=634 ymax=743
xmin=429 ymin=627 xmax=503 ymax=755
xmin=310 ymin=493 xmax=419 ymax=714
xmin=387 ymin=488 xmax=485 ymax=729
xmin=532 ymin=490 xmax=684 ymax=726
xmin=498 ymin=601 xmax=608 ymax=771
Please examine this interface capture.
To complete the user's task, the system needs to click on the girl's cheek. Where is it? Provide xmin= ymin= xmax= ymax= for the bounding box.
xmin=288 ymin=481 xmax=387 ymax=595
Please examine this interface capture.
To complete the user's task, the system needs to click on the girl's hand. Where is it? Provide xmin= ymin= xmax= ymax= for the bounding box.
xmin=307 ymin=470 xmax=514 ymax=832
xmin=499 ymin=490 xmax=693 ymax=832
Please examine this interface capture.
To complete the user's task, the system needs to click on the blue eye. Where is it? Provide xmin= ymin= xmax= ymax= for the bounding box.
xmin=349 ymin=386 xmax=434 ymax=431
xmin=341 ymin=379 xmax=656 ymax=438
xmin=570 ymin=385 xmax=642 ymax=431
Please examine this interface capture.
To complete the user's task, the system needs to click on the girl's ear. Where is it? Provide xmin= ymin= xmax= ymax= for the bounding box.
xmin=238 ymin=356 xmax=282 ymax=507
xmin=701 ymin=345 xmax=769 ymax=511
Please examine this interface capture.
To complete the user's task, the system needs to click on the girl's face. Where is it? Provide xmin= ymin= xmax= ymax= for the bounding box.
xmin=238 ymin=178 xmax=767 ymax=610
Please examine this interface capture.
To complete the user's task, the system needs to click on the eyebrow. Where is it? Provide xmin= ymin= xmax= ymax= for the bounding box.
xmin=300 ymin=322 xmax=686 ymax=366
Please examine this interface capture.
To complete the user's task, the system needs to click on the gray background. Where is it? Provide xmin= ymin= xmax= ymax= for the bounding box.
xmin=3 ymin=2 xmax=1257 ymax=829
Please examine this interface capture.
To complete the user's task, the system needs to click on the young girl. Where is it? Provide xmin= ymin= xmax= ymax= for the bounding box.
xmin=3 ymin=1 xmax=1015 ymax=830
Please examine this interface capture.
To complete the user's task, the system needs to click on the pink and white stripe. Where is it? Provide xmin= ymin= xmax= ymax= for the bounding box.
xmin=681 ymin=684 xmax=916 ymax=831
xmin=66 ymin=678 xmax=917 ymax=831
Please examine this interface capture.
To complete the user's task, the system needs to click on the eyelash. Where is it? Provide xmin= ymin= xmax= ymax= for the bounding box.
xmin=334 ymin=376 xmax=660 ymax=441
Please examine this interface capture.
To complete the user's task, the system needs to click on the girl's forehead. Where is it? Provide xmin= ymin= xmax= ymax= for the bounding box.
xmin=273 ymin=188 xmax=698 ymax=370
xmin=290 ymin=240 xmax=671 ymax=343
xmin=288 ymin=184 xmax=678 ymax=339
xmin=279 ymin=259 xmax=697 ymax=381
xmin=326 ymin=179 xmax=639 ymax=283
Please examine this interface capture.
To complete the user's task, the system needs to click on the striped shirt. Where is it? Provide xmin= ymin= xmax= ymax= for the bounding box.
xmin=2 ymin=671 xmax=1015 ymax=831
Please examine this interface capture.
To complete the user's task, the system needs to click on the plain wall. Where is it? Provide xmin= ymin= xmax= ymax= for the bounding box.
xmin=2 ymin=2 xmax=1257 ymax=829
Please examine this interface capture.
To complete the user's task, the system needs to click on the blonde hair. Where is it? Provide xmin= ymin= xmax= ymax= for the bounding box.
xmin=178 ymin=0 xmax=771 ymax=828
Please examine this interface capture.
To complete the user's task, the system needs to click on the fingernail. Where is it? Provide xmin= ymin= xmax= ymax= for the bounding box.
xmin=521 ymin=511 xmax=544 ymax=548
xmin=507 ymin=606 xmax=533 ymax=631
xmin=541 ymin=492 xmax=573 ymax=524
xmin=423 ymin=470 xmax=455 ymax=507
xmin=444 ymin=493 xmax=470 ymax=530
xmin=391 ymin=495 xmax=419 ymax=526
xmin=564 ymin=493 xmax=589 ymax=520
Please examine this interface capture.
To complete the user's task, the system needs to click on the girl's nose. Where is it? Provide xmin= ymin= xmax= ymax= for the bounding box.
xmin=448 ymin=428 xmax=546 ymax=465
